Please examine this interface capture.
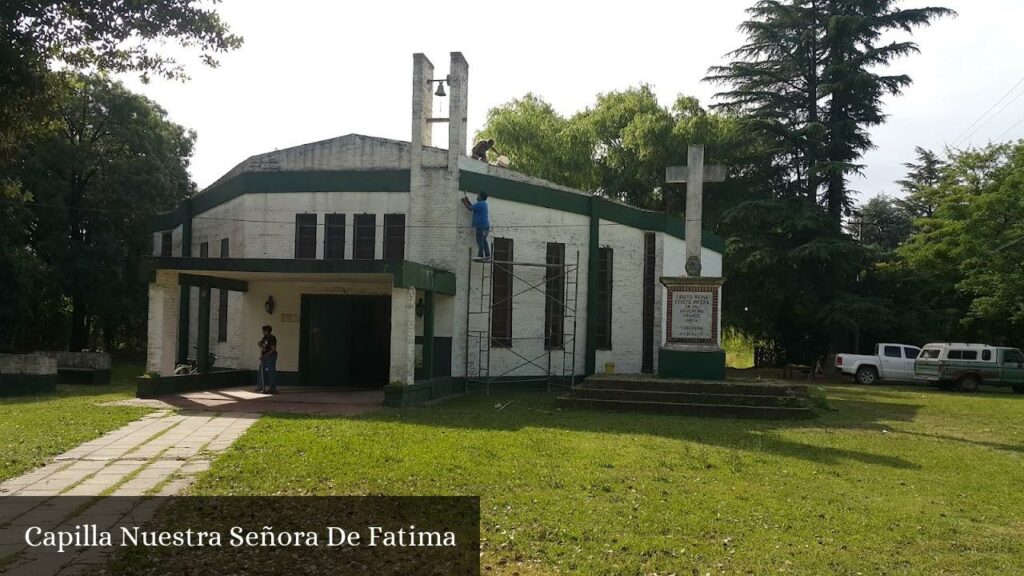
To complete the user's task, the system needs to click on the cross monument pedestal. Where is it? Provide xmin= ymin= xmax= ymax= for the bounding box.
xmin=658 ymin=144 xmax=727 ymax=380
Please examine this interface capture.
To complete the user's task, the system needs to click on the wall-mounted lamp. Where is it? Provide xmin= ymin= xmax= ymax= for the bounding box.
xmin=265 ymin=295 xmax=275 ymax=315
xmin=428 ymin=75 xmax=450 ymax=97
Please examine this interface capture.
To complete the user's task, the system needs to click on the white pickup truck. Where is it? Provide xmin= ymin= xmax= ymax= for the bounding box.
xmin=835 ymin=343 xmax=922 ymax=385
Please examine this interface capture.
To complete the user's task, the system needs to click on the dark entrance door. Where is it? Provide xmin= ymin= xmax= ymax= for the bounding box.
xmin=300 ymin=295 xmax=391 ymax=388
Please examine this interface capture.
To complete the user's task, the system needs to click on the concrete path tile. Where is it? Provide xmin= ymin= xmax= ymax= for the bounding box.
xmin=0 ymin=408 xmax=260 ymax=573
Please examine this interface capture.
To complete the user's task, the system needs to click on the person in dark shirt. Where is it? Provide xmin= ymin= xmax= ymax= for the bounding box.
xmin=256 ymin=325 xmax=278 ymax=394
xmin=471 ymin=139 xmax=499 ymax=162
xmin=461 ymin=192 xmax=491 ymax=260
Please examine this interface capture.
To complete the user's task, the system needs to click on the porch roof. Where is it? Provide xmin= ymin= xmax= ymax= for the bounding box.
xmin=143 ymin=257 xmax=457 ymax=295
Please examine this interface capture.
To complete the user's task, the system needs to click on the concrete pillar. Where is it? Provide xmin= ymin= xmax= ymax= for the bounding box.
xmin=389 ymin=286 xmax=417 ymax=385
xmin=411 ymin=53 xmax=434 ymax=152
xmin=422 ymin=290 xmax=435 ymax=380
xmin=147 ymin=271 xmax=180 ymax=375
xmin=177 ymin=200 xmax=193 ymax=363
xmin=447 ymin=52 xmax=469 ymax=175
xmin=197 ymin=286 xmax=211 ymax=372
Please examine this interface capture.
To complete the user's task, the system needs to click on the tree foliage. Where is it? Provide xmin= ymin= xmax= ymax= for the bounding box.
xmin=0 ymin=1 xmax=236 ymax=352
xmin=706 ymin=0 xmax=954 ymax=225
xmin=4 ymin=74 xmax=195 ymax=351
xmin=477 ymin=87 xmax=767 ymax=217
xmin=896 ymin=146 xmax=945 ymax=217
xmin=852 ymin=195 xmax=912 ymax=251
xmin=893 ymin=142 xmax=1024 ymax=345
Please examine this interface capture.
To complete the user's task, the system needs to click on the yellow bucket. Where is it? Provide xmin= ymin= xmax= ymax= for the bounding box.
xmin=604 ymin=361 xmax=615 ymax=375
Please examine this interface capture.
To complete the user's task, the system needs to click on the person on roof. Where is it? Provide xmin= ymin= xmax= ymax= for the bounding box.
xmin=471 ymin=139 xmax=500 ymax=162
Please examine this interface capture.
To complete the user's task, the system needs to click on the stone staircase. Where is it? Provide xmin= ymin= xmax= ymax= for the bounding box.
xmin=557 ymin=375 xmax=816 ymax=419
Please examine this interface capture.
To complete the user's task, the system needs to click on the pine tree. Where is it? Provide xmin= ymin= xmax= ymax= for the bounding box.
xmin=706 ymin=0 xmax=954 ymax=226
xmin=896 ymin=146 xmax=946 ymax=217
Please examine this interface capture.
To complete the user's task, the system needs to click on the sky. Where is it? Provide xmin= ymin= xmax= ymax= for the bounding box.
xmin=118 ymin=0 xmax=1024 ymax=202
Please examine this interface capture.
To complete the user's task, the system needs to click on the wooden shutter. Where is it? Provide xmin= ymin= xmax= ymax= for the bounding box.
xmin=642 ymin=233 xmax=655 ymax=372
xmin=199 ymin=242 xmax=209 ymax=258
xmin=491 ymin=238 xmax=513 ymax=347
xmin=295 ymin=214 xmax=317 ymax=259
xmin=354 ymin=214 xmax=376 ymax=260
xmin=544 ymin=242 xmax=566 ymax=349
xmin=324 ymin=214 xmax=346 ymax=260
xmin=384 ymin=214 xmax=406 ymax=260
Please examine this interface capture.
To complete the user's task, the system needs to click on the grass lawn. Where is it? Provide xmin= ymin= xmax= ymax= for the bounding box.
xmin=188 ymin=384 xmax=1023 ymax=575
xmin=0 ymin=363 xmax=153 ymax=482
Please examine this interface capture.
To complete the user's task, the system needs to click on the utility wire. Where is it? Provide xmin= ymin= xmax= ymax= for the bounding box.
xmin=951 ymin=74 xmax=1024 ymax=147
xmin=953 ymin=87 xmax=1024 ymax=148
xmin=994 ymin=114 xmax=1024 ymax=143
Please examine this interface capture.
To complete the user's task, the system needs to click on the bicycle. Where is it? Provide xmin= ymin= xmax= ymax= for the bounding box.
xmin=174 ymin=347 xmax=218 ymax=375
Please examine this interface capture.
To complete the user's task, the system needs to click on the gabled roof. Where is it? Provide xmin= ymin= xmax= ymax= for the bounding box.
xmin=202 ymin=134 xmax=447 ymax=192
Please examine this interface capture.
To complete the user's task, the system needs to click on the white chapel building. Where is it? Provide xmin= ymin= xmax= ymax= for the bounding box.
xmin=144 ymin=52 xmax=724 ymax=405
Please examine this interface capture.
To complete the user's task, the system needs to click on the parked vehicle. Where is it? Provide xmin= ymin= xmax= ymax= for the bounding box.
xmin=914 ymin=343 xmax=1024 ymax=392
xmin=835 ymin=343 xmax=922 ymax=385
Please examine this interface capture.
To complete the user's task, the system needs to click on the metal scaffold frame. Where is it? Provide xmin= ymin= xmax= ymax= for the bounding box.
xmin=464 ymin=247 xmax=580 ymax=395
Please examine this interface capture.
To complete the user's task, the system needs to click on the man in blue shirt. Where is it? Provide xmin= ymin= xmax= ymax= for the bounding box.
xmin=461 ymin=192 xmax=490 ymax=260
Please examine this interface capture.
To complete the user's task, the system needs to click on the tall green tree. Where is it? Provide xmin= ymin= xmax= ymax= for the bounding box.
xmin=0 ymin=1 xmax=238 ymax=351
xmin=15 ymin=74 xmax=195 ymax=351
xmin=852 ymin=194 xmax=912 ymax=251
xmin=1 ymin=1 xmax=239 ymax=161
xmin=477 ymin=88 xmax=762 ymax=214
xmin=706 ymin=0 xmax=953 ymax=225
xmin=897 ymin=146 xmax=946 ymax=217
xmin=476 ymin=94 xmax=594 ymax=191
xmin=894 ymin=142 xmax=1024 ymax=344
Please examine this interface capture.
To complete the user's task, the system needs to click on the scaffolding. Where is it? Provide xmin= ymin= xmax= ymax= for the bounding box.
xmin=464 ymin=248 xmax=580 ymax=395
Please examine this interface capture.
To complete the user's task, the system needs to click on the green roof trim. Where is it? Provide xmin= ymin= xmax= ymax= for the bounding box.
xmin=144 ymin=257 xmax=456 ymax=295
xmin=150 ymin=170 xmax=411 ymax=232
xmin=149 ymin=168 xmax=725 ymax=253
xmin=459 ymin=171 xmax=726 ymax=253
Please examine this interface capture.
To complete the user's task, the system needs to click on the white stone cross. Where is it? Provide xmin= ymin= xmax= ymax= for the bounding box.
xmin=665 ymin=144 xmax=726 ymax=277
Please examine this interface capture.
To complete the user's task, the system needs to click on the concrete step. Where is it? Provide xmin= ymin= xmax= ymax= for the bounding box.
xmin=573 ymin=387 xmax=808 ymax=408
xmin=557 ymin=396 xmax=815 ymax=420
xmin=582 ymin=376 xmax=809 ymax=397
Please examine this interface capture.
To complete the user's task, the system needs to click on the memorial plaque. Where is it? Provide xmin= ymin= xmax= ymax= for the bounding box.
xmin=670 ymin=291 xmax=713 ymax=340
xmin=662 ymin=276 xmax=723 ymax=348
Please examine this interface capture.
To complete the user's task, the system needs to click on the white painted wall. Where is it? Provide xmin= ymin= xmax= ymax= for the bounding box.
xmin=166 ymin=193 xmax=726 ymax=379
xmin=460 ymin=199 xmax=590 ymax=379
xmin=242 ymin=192 xmax=410 ymax=259
xmin=594 ymin=219 xmax=646 ymax=374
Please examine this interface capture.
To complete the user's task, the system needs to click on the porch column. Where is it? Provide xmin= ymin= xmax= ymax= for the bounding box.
xmin=147 ymin=271 xmax=180 ymax=376
xmin=197 ymin=286 xmax=212 ymax=373
xmin=422 ymin=290 xmax=435 ymax=380
xmin=390 ymin=286 xmax=417 ymax=385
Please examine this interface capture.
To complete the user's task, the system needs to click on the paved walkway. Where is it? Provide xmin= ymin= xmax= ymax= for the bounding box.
xmin=0 ymin=389 xmax=383 ymax=573
xmin=0 ymin=410 xmax=257 ymax=498
xmin=0 ymin=410 xmax=258 ymax=575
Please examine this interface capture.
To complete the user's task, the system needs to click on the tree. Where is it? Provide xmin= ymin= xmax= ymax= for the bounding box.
xmin=477 ymin=88 xmax=761 ymax=213
xmin=475 ymin=94 xmax=594 ymax=191
xmin=894 ymin=142 xmax=1024 ymax=344
xmin=0 ymin=1 xmax=236 ymax=351
xmin=896 ymin=146 xmax=945 ymax=217
xmin=1 ymin=1 xmax=239 ymax=158
xmin=706 ymin=0 xmax=954 ymax=226
xmin=15 ymin=74 xmax=195 ymax=351
xmin=852 ymin=195 xmax=912 ymax=251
